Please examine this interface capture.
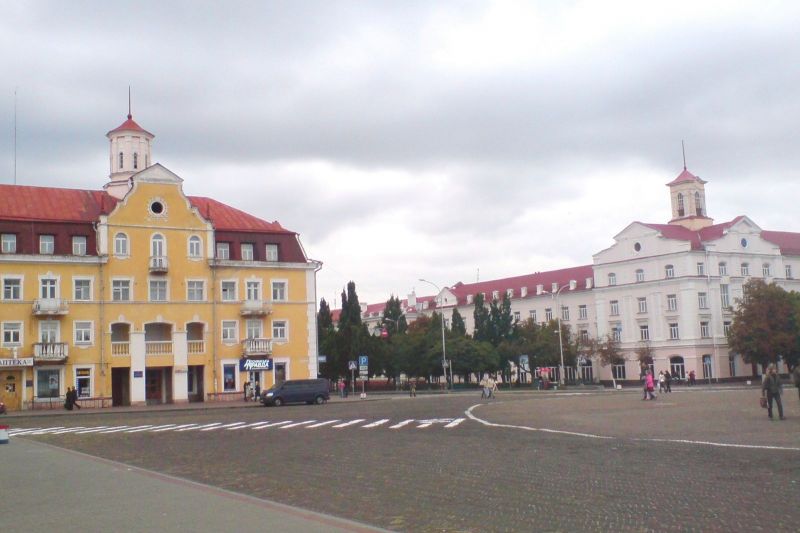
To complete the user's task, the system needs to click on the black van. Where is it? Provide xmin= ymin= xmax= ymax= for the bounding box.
xmin=261 ymin=378 xmax=330 ymax=406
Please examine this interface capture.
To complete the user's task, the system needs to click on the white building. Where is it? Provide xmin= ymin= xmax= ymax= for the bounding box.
xmin=352 ymin=167 xmax=800 ymax=383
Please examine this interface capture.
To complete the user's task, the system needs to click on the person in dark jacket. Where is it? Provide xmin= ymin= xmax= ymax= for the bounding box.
xmin=664 ymin=370 xmax=672 ymax=393
xmin=761 ymin=363 xmax=785 ymax=420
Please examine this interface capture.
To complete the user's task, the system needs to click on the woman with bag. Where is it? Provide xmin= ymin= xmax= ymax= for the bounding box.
xmin=761 ymin=363 xmax=785 ymax=420
xmin=642 ymin=370 xmax=656 ymax=400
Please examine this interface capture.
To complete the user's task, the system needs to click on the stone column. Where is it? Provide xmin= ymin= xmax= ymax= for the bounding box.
xmin=172 ymin=330 xmax=188 ymax=403
xmin=129 ymin=331 xmax=146 ymax=406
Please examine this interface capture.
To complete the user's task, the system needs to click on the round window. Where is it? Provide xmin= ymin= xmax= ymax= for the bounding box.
xmin=740 ymin=238 xmax=748 ymax=248
xmin=150 ymin=201 xmax=164 ymax=215
xmin=634 ymin=242 xmax=641 ymax=252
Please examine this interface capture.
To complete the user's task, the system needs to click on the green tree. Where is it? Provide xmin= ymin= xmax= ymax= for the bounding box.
xmin=316 ymin=298 xmax=338 ymax=380
xmin=451 ymin=307 xmax=467 ymax=336
xmin=335 ymin=281 xmax=371 ymax=379
xmin=381 ymin=295 xmax=407 ymax=335
xmin=594 ymin=333 xmax=623 ymax=388
xmin=728 ymin=279 xmax=800 ymax=371
xmin=473 ymin=293 xmax=491 ymax=342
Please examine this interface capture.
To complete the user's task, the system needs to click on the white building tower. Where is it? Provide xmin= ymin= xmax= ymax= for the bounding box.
xmin=665 ymin=166 xmax=713 ymax=230
xmin=104 ymin=109 xmax=154 ymax=199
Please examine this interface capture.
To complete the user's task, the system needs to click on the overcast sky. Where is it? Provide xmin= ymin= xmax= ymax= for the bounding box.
xmin=2 ymin=1 xmax=799 ymax=307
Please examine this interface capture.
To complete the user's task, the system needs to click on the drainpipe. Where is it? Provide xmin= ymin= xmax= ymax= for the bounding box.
xmin=211 ymin=257 xmax=218 ymax=396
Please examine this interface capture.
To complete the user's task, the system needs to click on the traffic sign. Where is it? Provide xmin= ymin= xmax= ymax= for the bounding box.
xmin=358 ymin=355 xmax=368 ymax=367
xmin=318 ymin=355 xmax=327 ymax=363
xmin=348 ymin=360 xmax=357 ymax=371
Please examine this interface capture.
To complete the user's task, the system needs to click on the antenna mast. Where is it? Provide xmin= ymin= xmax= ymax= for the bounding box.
xmin=13 ymin=88 xmax=17 ymax=185
xmin=128 ymin=85 xmax=132 ymax=118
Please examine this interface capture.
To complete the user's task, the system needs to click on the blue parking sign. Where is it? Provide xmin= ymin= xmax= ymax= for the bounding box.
xmin=358 ymin=355 xmax=368 ymax=367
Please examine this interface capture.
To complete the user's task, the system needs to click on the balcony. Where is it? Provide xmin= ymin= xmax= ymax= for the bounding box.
xmin=32 ymin=298 xmax=69 ymax=316
xmin=111 ymin=341 xmax=130 ymax=356
xmin=187 ymin=340 xmax=205 ymax=354
xmin=240 ymin=300 xmax=272 ymax=317
xmin=145 ymin=340 xmax=173 ymax=356
xmin=34 ymin=342 xmax=69 ymax=361
xmin=149 ymin=255 xmax=169 ymax=274
xmin=243 ymin=338 xmax=273 ymax=357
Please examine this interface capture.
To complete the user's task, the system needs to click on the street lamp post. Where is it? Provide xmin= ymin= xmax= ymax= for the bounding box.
xmin=419 ymin=278 xmax=450 ymax=391
xmin=552 ymin=280 xmax=577 ymax=386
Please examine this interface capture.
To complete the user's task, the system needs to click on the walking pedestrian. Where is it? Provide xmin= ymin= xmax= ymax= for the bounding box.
xmin=688 ymin=370 xmax=696 ymax=386
xmin=664 ymin=370 xmax=672 ymax=393
xmin=409 ymin=380 xmax=416 ymax=397
xmin=243 ymin=381 xmax=250 ymax=401
xmin=658 ymin=371 xmax=666 ymax=393
xmin=64 ymin=388 xmax=74 ymax=411
xmin=642 ymin=370 xmax=656 ymax=400
xmin=338 ymin=380 xmax=345 ymax=399
xmin=254 ymin=382 xmax=261 ymax=402
xmin=761 ymin=363 xmax=785 ymax=420
xmin=71 ymin=387 xmax=81 ymax=409
xmin=490 ymin=377 xmax=498 ymax=398
xmin=479 ymin=376 xmax=488 ymax=399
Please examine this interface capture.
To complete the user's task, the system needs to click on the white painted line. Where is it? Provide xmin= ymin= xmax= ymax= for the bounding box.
xmin=177 ymin=423 xmax=221 ymax=432
xmin=217 ymin=422 xmax=246 ymax=429
xmin=10 ymin=427 xmax=48 ymax=435
xmin=253 ymin=420 xmax=293 ymax=429
xmin=127 ymin=424 xmax=175 ymax=433
xmin=51 ymin=427 xmax=88 ymax=434
xmin=280 ymin=420 xmax=316 ymax=429
xmin=306 ymin=420 xmax=340 ymax=428
xmin=466 ymin=404 xmax=612 ymax=439
xmin=105 ymin=425 xmax=152 ymax=433
xmin=248 ymin=421 xmax=277 ymax=429
xmin=445 ymin=418 xmax=465 ymax=428
xmin=154 ymin=424 xmax=195 ymax=432
xmin=636 ymin=437 xmax=800 ymax=452
xmin=76 ymin=426 xmax=119 ymax=434
xmin=332 ymin=419 xmax=366 ymax=428
xmin=362 ymin=419 xmax=389 ymax=428
xmin=225 ymin=422 xmax=254 ymax=430
xmin=389 ymin=419 xmax=415 ymax=429
xmin=417 ymin=422 xmax=433 ymax=428
xmin=30 ymin=427 xmax=69 ymax=435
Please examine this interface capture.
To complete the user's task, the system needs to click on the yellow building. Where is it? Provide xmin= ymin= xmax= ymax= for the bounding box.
xmin=0 ymin=112 xmax=321 ymax=411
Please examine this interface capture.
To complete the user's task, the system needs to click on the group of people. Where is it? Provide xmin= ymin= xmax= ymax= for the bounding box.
xmin=243 ymin=381 xmax=261 ymax=402
xmin=63 ymin=387 xmax=81 ymax=410
xmin=479 ymin=376 xmax=498 ymax=399
xmin=657 ymin=370 xmax=674 ymax=393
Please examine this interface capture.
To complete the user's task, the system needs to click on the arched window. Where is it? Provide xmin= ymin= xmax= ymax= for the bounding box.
xmin=133 ymin=152 xmax=138 ymax=170
xmin=151 ymin=234 xmax=165 ymax=257
xmin=670 ymin=356 xmax=685 ymax=379
xmin=677 ymin=193 xmax=685 ymax=217
xmin=694 ymin=191 xmax=703 ymax=216
xmin=702 ymin=354 xmax=713 ymax=379
xmin=188 ymin=236 xmax=202 ymax=258
xmin=114 ymin=233 xmax=129 ymax=256
xmin=118 ymin=152 xmax=124 ymax=169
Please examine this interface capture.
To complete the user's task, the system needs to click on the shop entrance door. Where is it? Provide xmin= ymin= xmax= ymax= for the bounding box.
xmin=0 ymin=371 xmax=22 ymax=411
xmin=146 ymin=368 xmax=163 ymax=405
xmin=111 ymin=367 xmax=130 ymax=407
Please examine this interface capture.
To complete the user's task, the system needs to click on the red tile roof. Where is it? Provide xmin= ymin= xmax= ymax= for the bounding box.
xmin=107 ymin=114 xmax=153 ymax=137
xmin=0 ymin=184 xmax=293 ymax=234
xmin=0 ymin=184 xmax=117 ymax=222
xmin=762 ymin=230 xmax=800 ymax=255
xmin=665 ymin=168 xmax=706 ymax=186
xmin=448 ymin=265 xmax=595 ymax=305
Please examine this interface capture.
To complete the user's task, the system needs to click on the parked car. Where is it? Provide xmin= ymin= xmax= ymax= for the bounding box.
xmin=261 ymin=378 xmax=330 ymax=407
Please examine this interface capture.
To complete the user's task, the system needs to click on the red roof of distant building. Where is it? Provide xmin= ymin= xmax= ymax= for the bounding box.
xmin=0 ymin=184 xmax=293 ymax=234
xmin=107 ymin=114 xmax=153 ymax=137
xmin=448 ymin=265 xmax=595 ymax=305
xmin=762 ymin=230 xmax=800 ymax=255
xmin=665 ymin=168 xmax=706 ymax=186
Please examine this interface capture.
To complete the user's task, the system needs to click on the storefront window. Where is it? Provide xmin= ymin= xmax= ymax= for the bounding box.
xmin=223 ymin=364 xmax=236 ymax=391
xmin=37 ymin=369 xmax=60 ymax=399
xmin=76 ymin=368 xmax=91 ymax=398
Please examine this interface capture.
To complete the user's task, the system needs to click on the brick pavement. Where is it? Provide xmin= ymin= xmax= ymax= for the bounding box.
xmin=7 ymin=387 xmax=800 ymax=532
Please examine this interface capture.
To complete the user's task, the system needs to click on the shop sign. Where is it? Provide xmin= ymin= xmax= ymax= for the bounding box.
xmin=0 ymin=358 xmax=34 ymax=368
xmin=239 ymin=358 xmax=273 ymax=371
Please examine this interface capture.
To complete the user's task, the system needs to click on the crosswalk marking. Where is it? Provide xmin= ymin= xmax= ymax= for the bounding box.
xmin=307 ymin=420 xmax=340 ymax=428
xmin=280 ymin=420 xmax=316 ymax=429
xmin=445 ymin=418 xmax=465 ymax=428
xmin=253 ymin=420 xmax=292 ymax=429
xmin=127 ymin=424 xmax=174 ymax=433
xmin=362 ymin=419 xmax=390 ymax=428
xmin=8 ymin=417 xmax=469 ymax=436
xmin=332 ymin=419 xmax=366 ymax=428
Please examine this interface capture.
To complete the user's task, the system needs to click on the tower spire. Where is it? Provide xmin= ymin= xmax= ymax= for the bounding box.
xmin=681 ymin=139 xmax=687 ymax=170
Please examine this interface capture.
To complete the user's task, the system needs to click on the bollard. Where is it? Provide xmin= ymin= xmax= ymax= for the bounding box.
xmin=0 ymin=425 xmax=9 ymax=444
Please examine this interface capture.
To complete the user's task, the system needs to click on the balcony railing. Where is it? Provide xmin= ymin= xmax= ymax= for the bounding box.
xmin=243 ymin=338 xmax=272 ymax=356
xmin=149 ymin=255 xmax=169 ymax=273
xmin=145 ymin=340 xmax=173 ymax=356
xmin=240 ymin=300 xmax=272 ymax=316
xmin=111 ymin=341 xmax=130 ymax=356
xmin=32 ymin=298 xmax=69 ymax=316
xmin=187 ymin=340 xmax=205 ymax=354
xmin=34 ymin=342 xmax=69 ymax=360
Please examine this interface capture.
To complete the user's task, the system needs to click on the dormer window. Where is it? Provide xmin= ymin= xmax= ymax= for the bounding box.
xmin=133 ymin=152 xmax=138 ymax=169
xmin=677 ymin=193 xmax=685 ymax=217
xmin=119 ymin=152 xmax=123 ymax=169
xmin=506 ymin=288 xmax=514 ymax=298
